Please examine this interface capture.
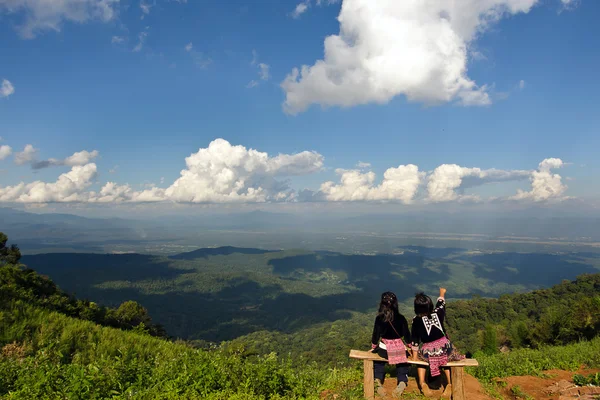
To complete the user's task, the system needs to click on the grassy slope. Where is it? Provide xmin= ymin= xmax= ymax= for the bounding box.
xmin=0 ymin=300 xmax=362 ymax=399
xmin=2 ymin=301 xmax=599 ymax=399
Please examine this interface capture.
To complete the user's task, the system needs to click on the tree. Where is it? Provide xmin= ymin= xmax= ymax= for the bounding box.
xmin=482 ymin=324 xmax=498 ymax=355
xmin=0 ymin=232 xmax=21 ymax=266
xmin=112 ymin=300 xmax=153 ymax=328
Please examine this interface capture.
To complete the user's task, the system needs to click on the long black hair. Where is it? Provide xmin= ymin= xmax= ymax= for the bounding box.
xmin=378 ymin=291 xmax=399 ymax=323
xmin=414 ymin=292 xmax=434 ymax=318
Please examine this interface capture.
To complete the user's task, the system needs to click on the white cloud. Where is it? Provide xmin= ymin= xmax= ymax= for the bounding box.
xmin=0 ymin=145 xmax=12 ymax=160
xmin=91 ymin=182 xmax=166 ymax=203
xmin=0 ymin=164 xmax=97 ymax=203
xmin=164 ymin=139 xmax=324 ymax=203
xmin=0 ymin=0 xmax=118 ymax=38
xmin=560 ymin=0 xmax=579 ymax=10
xmin=15 ymin=146 xmax=99 ymax=169
xmin=247 ymin=52 xmax=270 ymax=88
xmin=14 ymin=144 xmax=38 ymax=165
xmin=1 ymin=79 xmax=15 ymax=98
xmin=316 ymin=0 xmax=341 ymax=5
xmin=185 ymin=42 xmax=212 ymax=68
xmin=319 ymin=165 xmax=423 ymax=203
xmin=140 ymin=0 xmax=151 ymax=18
xmin=511 ymin=158 xmax=568 ymax=202
xmin=427 ymin=164 xmax=531 ymax=202
xmin=291 ymin=1 xmax=310 ymax=18
xmin=112 ymin=35 xmax=125 ymax=44
xmin=133 ymin=29 xmax=148 ymax=52
xmin=109 ymin=165 xmax=119 ymax=173
xmin=519 ymin=79 xmax=526 ymax=89
xmin=0 ymin=140 xmax=574 ymax=206
xmin=63 ymin=150 xmax=99 ymax=166
xmin=258 ymin=63 xmax=270 ymax=81
xmin=282 ymin=0 xmax=539 ymax=114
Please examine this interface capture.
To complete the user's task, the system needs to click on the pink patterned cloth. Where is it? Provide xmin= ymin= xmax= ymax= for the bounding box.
xmin=420 ymin=336 xmax=451 ymax=377
xmin=381 ymin=338 xmax=408 ymax=365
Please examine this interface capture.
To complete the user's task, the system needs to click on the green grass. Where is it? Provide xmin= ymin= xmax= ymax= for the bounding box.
xmin=0 ymin=301 xmax=364 ymax=399
xmin=573 ymin=372 xmax=600 ymax=386
xmin=470 ymin=336 xmax=600 ymax=382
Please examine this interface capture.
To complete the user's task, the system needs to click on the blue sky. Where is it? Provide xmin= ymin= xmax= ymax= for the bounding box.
xmin=0 ymin=0 xmax=599 ymax=212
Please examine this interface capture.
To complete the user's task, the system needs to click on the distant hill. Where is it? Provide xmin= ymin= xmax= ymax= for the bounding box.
xmin=22 ymin=245 xmax=600 ymax=344
xmin=169 ymin=246 xmax=276 ymax=260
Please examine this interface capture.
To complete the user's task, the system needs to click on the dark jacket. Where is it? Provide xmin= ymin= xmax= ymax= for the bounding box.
xmin=371 ymin=311 xmax=411 ymax=347
xmin=411 ymin=297 xmax=447 ymax=346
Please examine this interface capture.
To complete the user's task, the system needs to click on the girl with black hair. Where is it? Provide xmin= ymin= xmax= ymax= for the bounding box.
xmin=370 ymin=291 xmax=412 ymax=398
xmin=410 ymin=287 xmax=464 ymax=398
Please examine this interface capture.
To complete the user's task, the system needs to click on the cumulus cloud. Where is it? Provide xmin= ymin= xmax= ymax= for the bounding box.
xmin=16 ymin=147 xmax=99 ymax=170
xmin=111 ymin=35 xmax=125 ymax=44
xmin=511 ymin=158 xmax=567 ymax=201
xmin=0 ymin=145 xmax=12 ymax=160
xmin=164 ymin=139 xmax=324 ymax=203
xmin=0 ymin=0 xmax=118 ymax=38
xmin=1 ymin=79 xmax=15 ymax=98
xmin=0 ymin=164 xmax=97 ymax=203
xmin=14 ymin=144 xmax=38 ymax=165
xmin=91 ymin=182 xmax=166 ymax=203
xmin=282 ymin=0 xmax=539 ymax=114
xmin=0 ymin=139 xmax=573 ymax=206
xmin=319 ymin=165 xmax=423 ymax=203
xmin=427 ymin=164 xmax=531 ymax=202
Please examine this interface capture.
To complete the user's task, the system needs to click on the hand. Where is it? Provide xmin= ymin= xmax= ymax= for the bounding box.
xmin=439 ymin=287 xmax=447 ymax=297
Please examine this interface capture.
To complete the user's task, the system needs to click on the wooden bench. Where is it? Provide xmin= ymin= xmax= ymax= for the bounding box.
xmin=349 ymin=350 xmax=479 ymax=400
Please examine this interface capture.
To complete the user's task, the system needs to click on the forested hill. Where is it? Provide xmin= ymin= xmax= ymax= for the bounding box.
xmin=447 ymin=273 xmax=600 ymax=353
xmin=228 ymin=273 xmax=600 ymax=365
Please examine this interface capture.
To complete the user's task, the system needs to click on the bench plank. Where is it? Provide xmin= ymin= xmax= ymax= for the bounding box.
xmin=348 ymin=350 xmax=479 ymax=367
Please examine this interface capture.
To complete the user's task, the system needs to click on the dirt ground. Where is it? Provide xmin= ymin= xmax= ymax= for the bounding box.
xmin=380 ymin=373 xmax=491 ymax=399
xmin=498 ymin=368 xmax=600 ymax=400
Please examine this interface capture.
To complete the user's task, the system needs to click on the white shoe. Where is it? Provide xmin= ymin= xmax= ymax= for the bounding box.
xmin=375 ymin=379 xmax=386 ymax=397
xmin=393 ymin=381 xmax=407 ymax=398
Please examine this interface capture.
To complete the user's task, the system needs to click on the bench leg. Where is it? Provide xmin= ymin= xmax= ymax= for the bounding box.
xmin=451 ymin=366 xmax=465 ymax=400
xmin=363 ymin=359 xmax=374 ymax=400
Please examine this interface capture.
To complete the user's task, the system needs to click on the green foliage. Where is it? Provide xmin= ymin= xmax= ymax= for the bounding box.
xmin=510 ymin=385 xmax=534 ymax=400
xmin=0 ymin=302 xmax=363 ymax=399
xmin=482 ymin=325 xmax=498 ymax=355
xmin=446 ymin=274 xmax=600 ymax=353
xmin=0 ymin=232 xmax=21 ymax=266
xmin=0 ymin=232 xmax=165 ymax=338
xmin=470 ymin=336 xmax=600 ymax=382
xmin=573 ymin=372 xmax=600 ymax=386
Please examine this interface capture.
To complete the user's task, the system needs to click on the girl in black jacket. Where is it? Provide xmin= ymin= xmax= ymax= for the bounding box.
xmin=370 ymin=291 xmax=411 ymax=398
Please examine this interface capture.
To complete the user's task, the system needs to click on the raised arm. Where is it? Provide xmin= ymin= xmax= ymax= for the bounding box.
xmin=435 ymin=287 xmax=447 ymax=323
